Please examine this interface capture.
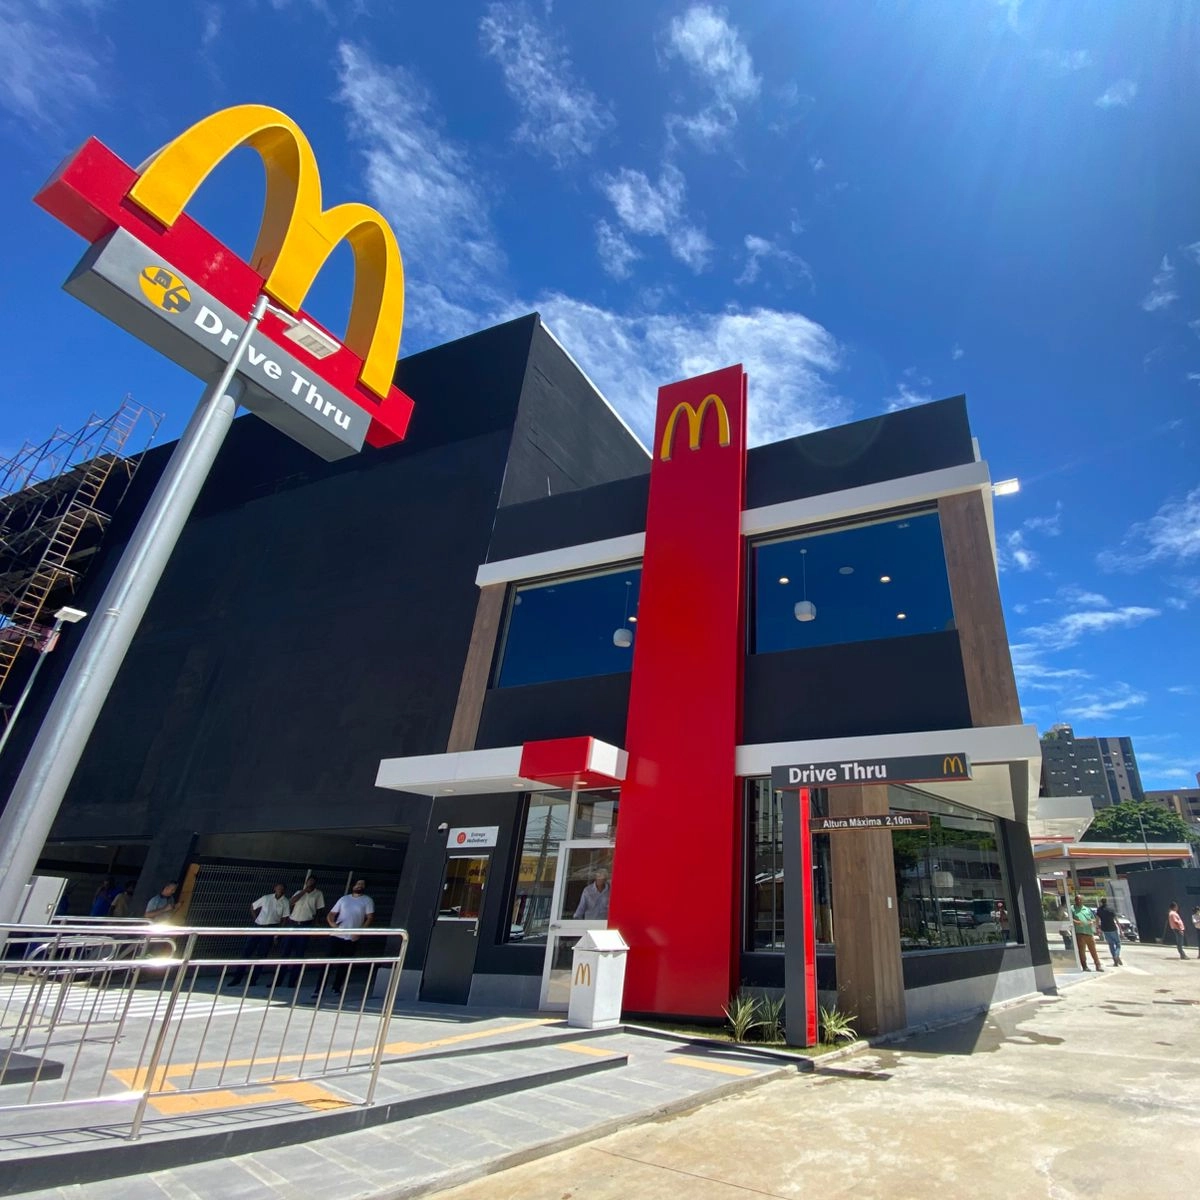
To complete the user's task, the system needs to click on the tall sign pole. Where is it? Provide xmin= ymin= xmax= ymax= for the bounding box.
xmin=0 ymin=105 xmax=415 ymax=920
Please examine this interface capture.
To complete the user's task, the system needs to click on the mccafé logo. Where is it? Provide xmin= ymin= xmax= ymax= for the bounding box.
xmin=942 ymin=756 xmax=964 ymax=776
xmin=36 ymin=103 xmax=414 ymax=452
xmin=139 ymin=266 xmax=191 ymax=314
xmin=659 ymin=392 xmax=731 ymax=461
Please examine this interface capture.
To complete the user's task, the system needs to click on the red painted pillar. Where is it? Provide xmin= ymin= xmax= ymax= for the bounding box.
xmin=609 ymin=365 xmax=747 ymax=1018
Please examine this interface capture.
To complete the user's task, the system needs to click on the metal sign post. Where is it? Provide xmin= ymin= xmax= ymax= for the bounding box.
xmin=0 ymin=298 xmax=267 ymax=922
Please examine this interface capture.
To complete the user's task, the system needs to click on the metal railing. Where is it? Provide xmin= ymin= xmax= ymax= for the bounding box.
xmin=0 ymin=920 xmax=408 ymax=1140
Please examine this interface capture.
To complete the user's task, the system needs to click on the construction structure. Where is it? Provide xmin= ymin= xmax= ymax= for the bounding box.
xmin=0 ymin=397 xmax=161 ymax=724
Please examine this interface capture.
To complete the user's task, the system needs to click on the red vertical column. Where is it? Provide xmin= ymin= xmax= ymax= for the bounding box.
xmin=608 ymin=365 xmax=747 ymax=1018
xmin=800 ymin=787 xmax=818 ymax=1047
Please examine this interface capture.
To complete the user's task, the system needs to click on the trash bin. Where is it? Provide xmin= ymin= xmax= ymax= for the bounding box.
xmin=567 ymin=929 xmax=628 ymax=1029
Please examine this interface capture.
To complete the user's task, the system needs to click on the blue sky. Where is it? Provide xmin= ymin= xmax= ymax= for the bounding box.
xmin=0 ymin=0 xmax=1196 ymax=788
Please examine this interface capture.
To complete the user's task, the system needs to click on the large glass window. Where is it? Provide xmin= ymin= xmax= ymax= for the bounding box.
xmin=496 ymin=566 xmax=641 ymax=688
xmin=890 ymin=787 xmax=1014 ymax=950
xmin=751 ymin=511 xmax=955 ymax=654
xmin=507 ymin=793 xmax=569 ymax=943
xmin=743 ymin=781 xmax=1014 ymax=953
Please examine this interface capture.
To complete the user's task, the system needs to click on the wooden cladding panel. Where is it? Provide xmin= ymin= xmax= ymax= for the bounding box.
xmin=938 ymin=491 xmax=1022 ymax=728
xmin=446 ymin=584 xmax=508 ymax=753
xmin=829 ymin=784 xmax=906 ymax=1036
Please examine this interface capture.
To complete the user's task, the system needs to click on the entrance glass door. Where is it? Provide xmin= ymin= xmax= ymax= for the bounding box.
xmin=539 ymin=839 xmax=614 ymax=1010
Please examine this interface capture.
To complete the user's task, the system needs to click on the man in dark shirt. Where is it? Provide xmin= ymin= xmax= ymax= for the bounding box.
xmin=1095 ymin=899 xmax=1122 ymax=967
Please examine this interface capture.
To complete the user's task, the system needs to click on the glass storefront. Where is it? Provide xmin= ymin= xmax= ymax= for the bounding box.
xmin=744 ymin=780 xmax=1015 ymax=953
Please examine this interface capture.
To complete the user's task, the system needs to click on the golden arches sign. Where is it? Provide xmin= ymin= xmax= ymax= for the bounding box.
xmin=942 ymin=756 xmax=964 ymax=776
xmin=129 ymin=104 xmax=404 ymax=402
xmin=659 ymin=393 xmax=731 ymax=461
xmin=573 ymin=962 xmax=591 ymax=987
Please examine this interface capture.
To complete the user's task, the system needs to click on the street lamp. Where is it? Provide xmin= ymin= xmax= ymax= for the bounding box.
xmin=0 ymin=607 xmax=87 ymax=760
xmin=1135 ymin=807 xmax=1154 ymax=875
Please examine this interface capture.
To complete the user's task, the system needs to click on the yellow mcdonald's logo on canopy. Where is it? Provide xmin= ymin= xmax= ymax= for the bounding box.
xmin=942 ymin=756 xmax=964 ymax=776
xmin=128 ymin=104 xmax=404 ymax=402
xmin=660 ymin=393 xmax=731 ymax=461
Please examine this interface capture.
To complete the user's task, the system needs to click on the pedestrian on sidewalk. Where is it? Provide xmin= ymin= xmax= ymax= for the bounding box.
xmin=1071 ymin=895 xmax=1103 ymax=972
xmin=1191 ymin=906 xmax=1200 ymax=959
xmin=1095 ymin=899 xmax=1122 ymax=966
xmin=312 ymin=879 xmax=374 ymax=1000
xmin=1166 ymin=902 xmax=1187 ymax=960
xmin=281 ymin=876 xmax=326 ymax=987
xmin=228 ymin=883 xmax=291 ymax=986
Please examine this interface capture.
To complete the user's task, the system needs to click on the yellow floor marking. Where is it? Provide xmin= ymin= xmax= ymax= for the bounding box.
xmin=109 ymin=1018 xmax=557 ymax=1089
xmin=667 ymin=1055 xmax=758 ymax=1077
xmin=556 ymin=1041 xmax=617 ymax=1058
xmin=144 ymin=1079 xmax=350 ymax=1115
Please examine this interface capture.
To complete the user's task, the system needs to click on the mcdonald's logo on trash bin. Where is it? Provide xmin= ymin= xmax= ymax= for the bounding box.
xmin=36 ymin=103 xmax=415 ymax=452
xmin=574 ymin=962 xmax=592 ymax=987
xmin=659 ymin=393 xmax=731 ymax=461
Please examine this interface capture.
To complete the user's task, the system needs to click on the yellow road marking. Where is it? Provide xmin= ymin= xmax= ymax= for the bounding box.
xmin=556 ymin=1041 xmax=617 ymax=1058
xmin=143 ymin=1079 xmax=349 ymax=1115
xmin=667 ymin=1055 xmax=758 ymax=1077
xmin=109 ymin=1019 xmax=556 ymax=1089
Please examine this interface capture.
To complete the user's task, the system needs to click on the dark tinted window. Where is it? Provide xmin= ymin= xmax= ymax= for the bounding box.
xmin=752 ymin=511 xmax=954 ymax=653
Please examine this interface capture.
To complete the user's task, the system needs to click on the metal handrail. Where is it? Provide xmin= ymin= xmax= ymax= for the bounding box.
xmin=0 ymin=920 xmax=409 ymax=1141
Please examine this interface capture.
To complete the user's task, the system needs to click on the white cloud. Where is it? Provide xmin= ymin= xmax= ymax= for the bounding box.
xmin=737 ymin=234 xmax=812 ymax=288
xmin=1024 ymin=605 xmax=1160 ymax=649
xmin=479 ymin=3 xmax=613 ymax=167
xmin=600 ymin=165 xmax=711 ymax=272
xmin=1141 ymin=256 xmax=1177 ymax=312
xmin=1009 ymin=643 xmax=1091 ymax=692
xmin=666 ymin=102 xmax=739 ymax=152
xmin=336 ymin=42 xmax=506 ymax=343
xmin=884 ymin=382 xmax=933 ymax=413
xmin=1062 ymin=684 xmax=1148 ymax=723
xmin=0 ymin=0 xmax=107 ymax=129
xmin=201 ymin=3 xmax=221 ymax=47
xmin=665 ymin=4 xmax=760 ymax=103
xmin=1023 ymin=502 xmax=1064 ymax=537
xmin=595 ymin=221 xmax=640 ymax=280
xmin=951 ymin=343 xmax=965 ymax=360
xmin=1184 ymin=240 xmax=1200 ymax=266
xmin=1001 ymin=530 xmax=1038 ymax=572
xmin=1095 ymin=79 xmax=1137 ymax=109
xmin=1037 ymin=48 xmax=1093 ymax=74
xmin=1188 ymin=373 xmax=1200 ymax=385
xmin=528 ymin=296 xmax=845 ymax=447
xmin=809 ymin=154 xmax=826 ymax=173
xmin=1168 ymin=684 xmax=1197 ymax=696
xmin=1099 ymin=486 xmax=1200 ymax=571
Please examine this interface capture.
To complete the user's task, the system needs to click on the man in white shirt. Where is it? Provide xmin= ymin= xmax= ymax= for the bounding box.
xmin=228 ymin=883 xmax=290 ymax=987
xmin=313 ymin=879 xmax=375 ymax=999
xmin=281 ymin=877 xmax=326 ymax=988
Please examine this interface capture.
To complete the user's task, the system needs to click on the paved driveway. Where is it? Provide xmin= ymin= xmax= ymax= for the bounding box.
xmin=434 ymin=942 xmax=1200 ymax=1200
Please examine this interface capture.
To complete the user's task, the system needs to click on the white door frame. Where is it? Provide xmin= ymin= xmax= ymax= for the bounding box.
xmin=538 ymin=837 xmax=612 ymax=1010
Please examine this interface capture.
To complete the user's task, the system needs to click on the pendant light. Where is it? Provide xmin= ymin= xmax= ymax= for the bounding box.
xmin=613 ymin=580 xmax=634 ymax=647
xmin=794 ymin=548 xmax=816 ymax=622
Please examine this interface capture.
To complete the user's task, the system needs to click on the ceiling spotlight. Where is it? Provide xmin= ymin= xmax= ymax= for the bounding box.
xmin=896 ymin=612 xmax=907 ymax=620
xmin=628 ymin=615 xmax=637 ymax=623
xmin=778 ymin=576 xmax=790 ymax=585
xmin=880 ymin=575 xmax=892 ymax=583
xmin=993 ymin=478 xmax=1020 ymax=497
xmin=838 ymin=566 xmax=854 ymax=575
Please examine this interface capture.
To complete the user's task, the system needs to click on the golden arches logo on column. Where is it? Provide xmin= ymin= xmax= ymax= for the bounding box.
xmin=127 ymin=104 xmax=404 ymax=401
xmin=659 ymin=393 xmax=731 ymax=461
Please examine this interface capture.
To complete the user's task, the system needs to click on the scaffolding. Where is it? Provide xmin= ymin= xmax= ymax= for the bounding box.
xmin=0 ymin=397 xmax=162 ymax=718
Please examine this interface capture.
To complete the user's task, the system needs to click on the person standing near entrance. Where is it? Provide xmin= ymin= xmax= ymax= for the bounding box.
xmin=312 ymin=879 xmax=374 ymax=999
xmin=1095 ymin=899 xmax=1122 ymax=967
xmin=145 ymin=882 xmax=177 ymax=921
xmin=1071 ymin=895 xmax=1103 ymax=972
xmin=574 ymin=869 xmax=611 ymax=920
xmin=1191 ymin=906 xmax=1200 ymax=959
xmin=281 ymin=876 xmax=326 ymax=987
xmin=1166 ymin=902 xmax=1187 ymax=959
xmin=228 ymin=883 xmax=291 ymax=986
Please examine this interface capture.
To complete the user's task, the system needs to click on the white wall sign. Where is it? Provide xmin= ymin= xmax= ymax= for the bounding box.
xmin=447 ymin=826 xmax=499 ymax=849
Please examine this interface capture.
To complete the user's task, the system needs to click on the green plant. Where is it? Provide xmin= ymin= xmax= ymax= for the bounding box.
xmin=819 ymin=1005 xmax=858 ymax=1045
xmin=758 ymin=995 xmax=784 ymax=1043
xmin=723 ymin=991 xmax=760 ymax=1042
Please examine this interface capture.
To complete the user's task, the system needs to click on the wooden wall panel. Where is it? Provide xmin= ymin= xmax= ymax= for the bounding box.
xmin=446 ymin=584 xmax=508 ymax=753
xmin=829 ymin=784 xmax=906 ymax=1036
xmin=939 ymin=490 xmax=1022 ymax=728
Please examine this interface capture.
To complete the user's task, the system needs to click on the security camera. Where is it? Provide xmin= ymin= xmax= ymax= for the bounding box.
xmin=436 ymin=822 xmax=449 ymax=833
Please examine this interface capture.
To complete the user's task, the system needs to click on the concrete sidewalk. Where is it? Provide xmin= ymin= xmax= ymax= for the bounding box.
xmin=433 ymin=942 xmax=1200 ymax=1200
